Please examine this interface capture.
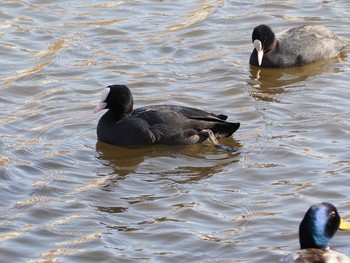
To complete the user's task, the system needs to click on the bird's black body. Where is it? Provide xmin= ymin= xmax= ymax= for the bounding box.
xmin=95 ymin=85 xmax=240 ymax=146
xmin=250 ymin=25 xmax=348 ymax=68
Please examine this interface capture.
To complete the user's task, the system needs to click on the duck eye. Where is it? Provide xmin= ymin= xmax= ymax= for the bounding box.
xmin=330 ymin=211 xmax=336 ymax=217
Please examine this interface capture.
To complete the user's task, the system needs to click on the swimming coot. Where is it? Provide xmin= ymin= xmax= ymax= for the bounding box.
xmin=94 ymin=85 xmax=240 ymax=146
xmin=250 ymin=24 xmax=348 ymax=68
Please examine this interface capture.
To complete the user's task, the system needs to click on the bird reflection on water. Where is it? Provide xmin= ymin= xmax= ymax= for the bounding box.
xmin=247 ymin=56 xmax=346 ymax=102
xmin=95 ymin=139 xmax=241 ymax=180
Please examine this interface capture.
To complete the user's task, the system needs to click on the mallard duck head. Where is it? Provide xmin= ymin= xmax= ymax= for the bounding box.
xmin=299 ymin=202 xmax=350 ymax=249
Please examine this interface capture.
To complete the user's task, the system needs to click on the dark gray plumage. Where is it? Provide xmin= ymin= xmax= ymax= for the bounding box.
xmin=94 ymin=85 xmax=240 ymax=146
xmin=250 ymin=25 xmax=348 ymax=68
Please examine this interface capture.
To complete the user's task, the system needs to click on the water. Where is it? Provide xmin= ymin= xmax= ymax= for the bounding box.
xmin=1 ymin=0 xmax=350 ymax=262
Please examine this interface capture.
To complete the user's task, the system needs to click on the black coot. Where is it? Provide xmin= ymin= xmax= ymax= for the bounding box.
xmin=250 ymin=24 xmax=348 ymax=68
xmin=94 ymin=85 xmax=240 ymax=146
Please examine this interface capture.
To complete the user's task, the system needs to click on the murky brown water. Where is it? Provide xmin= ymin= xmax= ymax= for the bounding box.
xmin=1 ymin=0 xmax=350 ymax=262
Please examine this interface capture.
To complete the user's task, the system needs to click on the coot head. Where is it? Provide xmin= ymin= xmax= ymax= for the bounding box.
xmin=94 ymin=85 xmax=133 ymax=117
xmin=251 ymin=24 xmax=276 ymax=65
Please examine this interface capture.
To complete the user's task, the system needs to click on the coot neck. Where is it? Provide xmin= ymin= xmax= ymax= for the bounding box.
xmin=267 ymin=38 xmax=279 ymax=54
xmin=102 ymin=109 xmax=131 ymax=122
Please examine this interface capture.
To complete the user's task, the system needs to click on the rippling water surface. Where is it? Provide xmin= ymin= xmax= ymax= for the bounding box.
xmin=1 ymin=1 xmax=350 ymax=262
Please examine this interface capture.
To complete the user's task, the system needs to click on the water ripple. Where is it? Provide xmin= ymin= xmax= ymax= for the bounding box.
xmin=1 ymin=0 xmax=350 ymax=262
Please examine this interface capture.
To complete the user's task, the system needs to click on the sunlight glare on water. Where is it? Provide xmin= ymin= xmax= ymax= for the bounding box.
xmin=1 ymin=0 xmax=350 ymax=262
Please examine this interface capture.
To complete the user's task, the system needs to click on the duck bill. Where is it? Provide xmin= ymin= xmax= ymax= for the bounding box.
xmin=339 ymin=218 xmax=350 ymax=230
